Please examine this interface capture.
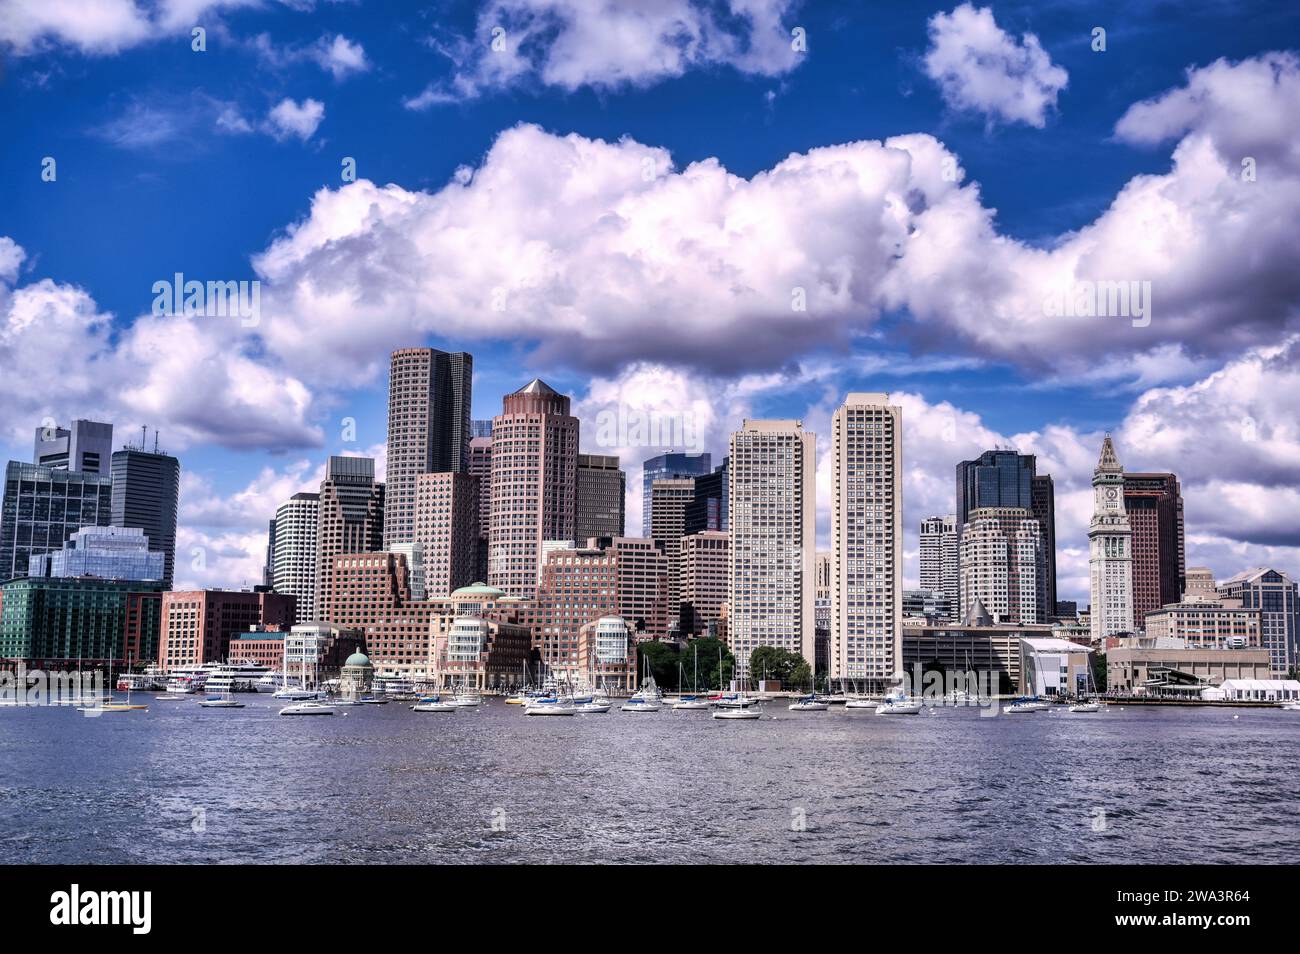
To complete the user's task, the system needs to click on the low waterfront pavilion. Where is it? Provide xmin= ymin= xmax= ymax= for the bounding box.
xmin=1018 ymin=637 xmax=1092 ymax=697
xmin=1216 ymin=679 xmax=1300 ymax=702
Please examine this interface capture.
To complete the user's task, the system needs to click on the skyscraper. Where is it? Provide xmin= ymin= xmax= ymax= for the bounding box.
xmin=919 ymin=515 xmax=958 ymax=619
xmin=575 ymin=453 xmax=625 ymax=540
xmin=684 ymin=458 xmax=728 ymax=535
xmin=33 ymin=419 xmax=113 ymax=474
xmin=679 ymin=530 xmax=729 ymax=636
xmin=1088 ymin=437 xmax=1135 ymax=639
xmin=958 ymin=508 xmax=1045 ymax=624
xmin=1123 ymin=472 xmax=1185 ymax=629
xmin=650 ymin=477 xmax=694 ymax=625
xmin=110 ymin=435 xmax=181 ymax=588
xmin=384 ymin=348 xmax=473 ymax=549
xmin=0 ymin=462 xmax=113 ymax=582
xmin=830 ymin=395 xmax=902 ymax=693
xmin=956 ymin=450 xmax=1056 ymax=620
xmin=729 ymin=420 xmax=815 ymax=680
xmin=273 ymin=492 xmax=320 ymax=620
xmin=413 ymin=471 xmax=480 ymax=598
xmin=642 ymin=451 xmax=712 ymax=536
xmin=469 ymin=435 xmax=492 ymax=582
xmin=315 ymin=456 xmax=384 ymax=621
xmin=488 ymin=379 xmax=578 ymax=600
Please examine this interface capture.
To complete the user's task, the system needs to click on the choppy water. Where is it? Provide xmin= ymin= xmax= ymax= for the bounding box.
xmin=1 ymin=698 xmax=1297 ymax=863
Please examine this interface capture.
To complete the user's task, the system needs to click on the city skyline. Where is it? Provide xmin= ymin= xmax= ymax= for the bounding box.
xmin=2 ymin=2 xmax=1299 ymax=609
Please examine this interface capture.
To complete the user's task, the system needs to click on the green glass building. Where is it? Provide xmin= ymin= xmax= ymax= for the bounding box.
xmin=0 ymin=576 xmax=163 ymax=664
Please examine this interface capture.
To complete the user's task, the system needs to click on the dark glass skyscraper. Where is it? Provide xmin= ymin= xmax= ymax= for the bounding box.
xmin=641 ymin=451 xmax=711 ymax=536
xmin=684 ymin=457 xmax=728 ymax=535
xmin=111 ymin=438 xmax=181 ymax=589
xmin=1123 ymin=472 xmax=1184 ymax=629
xmin=956 ymin=450 xmax=1057 ymax=618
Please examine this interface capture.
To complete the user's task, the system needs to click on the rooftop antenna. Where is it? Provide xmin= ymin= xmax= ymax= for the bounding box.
xmin=153 ymin=429 xmax=159 ymax=454
xmin=141 ymin=425 xmax=147 ymax=450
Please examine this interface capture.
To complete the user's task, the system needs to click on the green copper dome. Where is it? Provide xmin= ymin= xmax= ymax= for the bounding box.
xmin=344 ymin=651 xmax=371 ymax=667
xmin=450 ymin=582 xmax=506 ymax=599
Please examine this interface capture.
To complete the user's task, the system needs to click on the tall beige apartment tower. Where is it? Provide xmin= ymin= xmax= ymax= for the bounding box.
xmin=727 ymin=419 xmax=816 ymax=680
xmin=384 ymin=348 xmax=472 ymax=550
xmin=488 ymin=379 xmax=579 ymax=599
xmin=315 ymin=456 xmax=384 ymax=622
xmin=830 ymin=394 xmax=903 ymax=693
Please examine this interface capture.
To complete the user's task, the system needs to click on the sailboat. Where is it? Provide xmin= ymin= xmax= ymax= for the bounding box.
xmin=672 ymin=647 xmax=711 ymax=710
xmin=621 ymin=653 xmax=663 ymax=712
xmin=1068 ymin=656 xmax=1104 ymax=713
xmin=86 ymin=653 xmax=148 ymax=712
xmin=198 ymin=687 xmax=245 ymax=708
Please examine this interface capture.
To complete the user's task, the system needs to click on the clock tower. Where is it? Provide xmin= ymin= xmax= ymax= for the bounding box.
xmin=1089 ymin=436 xmax=1135 ymax=639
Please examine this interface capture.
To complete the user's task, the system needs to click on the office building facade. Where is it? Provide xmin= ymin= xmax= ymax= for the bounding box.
xmin=1123 ymin=472 xmax=1185 ymax=629
xmin=919 ymin=514 xmax=959 ymax=619
xmin=642 ymin=451 xmax=712 ymax=536
xmin=273 ymin=492 xmax=319 ymax=621
xmin=575 ymin=453 xmax=625 ymax=540
xmin=110 ymin=437 xmax=181 ymax=588
xmin=0 ymin=462 xmax=113 ymax=582
xmin=384 ymin=348 xmax=473 ymax=549
xmin=315 ymin=456 xmax=384 ymax=621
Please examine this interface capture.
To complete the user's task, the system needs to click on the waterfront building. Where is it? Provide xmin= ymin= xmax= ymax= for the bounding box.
xmin=429 ymin=583 xmax=535 ymax=690
xmin=679 ymin=530 xmax=729 ymax=636
xmin=1106 ymin=644 xmax=1273 ymax=694
xmin=642 ymin=452 xmax=712 ymax=537
xmin=0 ymin=461 xmax=113 ymax=582
xmin=488 ymin=379 xmax=578 ymax=600
xmin=110 ymin=433 xmax=181 ymax=588
xmin=338 ymin=650 xmax=375 ymax=700
xmin=577 ymin=616 xmax=637 ymax=693
xmin=919 ymin=515 xmax=959 ymax=619
xmin=575 ymin=453 xmax=625 ymax=540
xmin=226 ymin=623 xmax=364 ymax=681
xmin=650 ymin=477 xmax=694 ymax=624
xmin=732 ymin=419 xmax=816 ymax=681
xmin=325 ymin=552 xmax=440 ymax=679
xmin=1216 ymin=567 xmax=1299 ymax=676
xmin=384 ymin=348 xmax=473 ymax=549
xmin=28 ymin=526 xmax=164 ymax=582
xmin=34 ymin=419 xmax=113 ymax=474
xmin=1213 ymin=679 xmax=1300 ymax=703
xmin=1124 ymin=472 xmax=1185 ymax=629
xmin=684 ymin=458 xmax=728 ymax=535
xmin=468 ymin=435 xmax=492 ymax=583
xmin=899 ymin=617 xmax=1043 ymax=695
xmin=956 ymin=450 xmax=1057 ymax=618
xmin=1143 ymin=600 xmax=1261 ymax=650
xmin=412 ymin=471 xmax=480 ymax=598
xmin=273 ymin=492 xmax=319 ymax=620
xmin=829 ymin=395 xmax=900 ymax=693
xmin=532 ymin=537 xmax=669 ymax=668
xmin=1088 ymin=437 xmax=1135 ymax=640
xmin=0 ymin=576 xmax=163 ymax=665
xmin=158 ymin=588 xmax=295 ymax=670
xmin=958 ymin=507 xmax=1045 ymax=624
xmin=1018 ymin=637 xmax=1092 ymax=697
xmin=314 ymin=456 xmax=384 ymax=621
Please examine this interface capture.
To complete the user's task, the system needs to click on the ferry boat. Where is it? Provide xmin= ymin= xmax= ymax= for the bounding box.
xmin=202 ymin=660 xmax=273 ymax=694
xmin=116 ymin=665 xmax=167 ymax=692
xmin=164 ymin=665 xmax=212 ymax=695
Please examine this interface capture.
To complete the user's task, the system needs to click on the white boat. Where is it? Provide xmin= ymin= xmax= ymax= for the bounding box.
xmin=713 ymin=701 xmax=761 ymax=720
xmin=198 ymin=692 xmax=245 ymax=708
xmin=574 ymin=699 xmax=611 ymax=713
xmin=671 ymin=695 xmax=712 ymax=710
xmin=788 ymin=694 xmax=828 ymax=712
xmin=449 ymin=689 xmax=481 ymax=708
xmin=273 ymin=687 xmax=324 ymax=701
xmin=1280 ymin=701 xmax=1300 ymax=711
xmin=525 ymin=696 xmax=577 ymax=716
xmin=1006 ymin=699 xmax=1048 ymax=714
xmin=621 ymin=697 xmax=662 ymax=712
xmin=622 ymin=661 xmax=664 ymax=711
xmin=844 ymin=696 xmax=877 ymax=709
xmin=1068 ymin=702 xmax=1103 ymax=713
xmin=202 ymin=659 xmax=273 ymax=694
xmin=279 ymin=702 xmax=335 ymax=716
xmin=411 ymin=694 xmax=457 ymax=712
xmin=875 ymin=689 xmax=923 ymax=715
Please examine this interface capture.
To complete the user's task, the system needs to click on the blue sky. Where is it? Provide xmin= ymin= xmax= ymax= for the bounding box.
xmin=3 ymin=0 xmax=1300 ymax=600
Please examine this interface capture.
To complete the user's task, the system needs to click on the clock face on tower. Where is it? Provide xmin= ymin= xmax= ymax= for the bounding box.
xmin=1105 ymin=488 xmax=1117 ymax=500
